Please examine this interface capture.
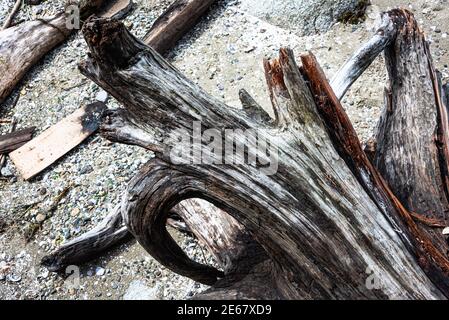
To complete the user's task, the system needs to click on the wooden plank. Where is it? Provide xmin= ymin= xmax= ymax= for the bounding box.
xmin=0 ymin=127 xmax=35 ymax=154
xmin=10 ymin=102 xmax=106 ymax=180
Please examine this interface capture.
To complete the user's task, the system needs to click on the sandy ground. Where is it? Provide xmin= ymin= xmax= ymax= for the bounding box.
xmin=0 ymin=0 xmax=448 ymax=299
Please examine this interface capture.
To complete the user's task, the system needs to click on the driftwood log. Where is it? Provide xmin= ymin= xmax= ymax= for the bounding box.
xmin=143 ymin=0 xmax=217 ymax=53
xmin=0 ymin=0 xmax=108 ymax=105
xmin=41 ymin=0 xmax=219 ymax=272
xmin=44 ymin=8 xmax=449 ymax=299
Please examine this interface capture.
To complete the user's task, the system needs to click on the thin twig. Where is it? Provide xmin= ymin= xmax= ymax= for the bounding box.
xmin=2 ymin=0 xmax=22 ymax=30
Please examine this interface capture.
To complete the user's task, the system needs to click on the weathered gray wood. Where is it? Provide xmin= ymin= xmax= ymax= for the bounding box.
xmin=99 ymin=0 xmax=133 ymax=19
xmin=41 ymin=205 xmax=131 ymax=271
xmin=301 ymin=50 xmax=449 ymax=296
xmin=41 ymin=2 xmax=224 ymax=271
xmin=0 ymin=117 xmax=17 ymax=174
xmin=0 ymin=0 xmax=107 ymax=104
xmin=77 ymin=17 xmax=445 ymax=299
xmin=330 ymin=10 xmax=397 ymax=100
xmin=239 ymin=89 xmax=272 ymax=125
xmin=372 ymin=9 xmax=449 ymax=262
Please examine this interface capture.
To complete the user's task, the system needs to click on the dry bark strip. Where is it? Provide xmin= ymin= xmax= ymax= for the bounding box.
xmin=71 ymin=16 xmax=448 ymax=299
xmin=41 ymin=0 xmax=220 ymax=272
xmin=0 ymin=126 xmax=35 ymax=154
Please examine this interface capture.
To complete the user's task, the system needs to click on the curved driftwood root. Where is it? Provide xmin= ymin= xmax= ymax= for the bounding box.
xmin=75 ymin=12 xmax=449 ymax=299
xmin=44 ymin=7 xmax=449 ymax=300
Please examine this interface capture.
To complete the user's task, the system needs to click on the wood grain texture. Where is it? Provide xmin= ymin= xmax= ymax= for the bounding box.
xmin=42 ymin=2 xmax=225 ymax=272
xmin=41 ymin=205 xmax=131 ymax=271
xmin=301 ymin=50 xmax=449 ymax=297
xmin=0 ymin=0 xmax=107 ymax=104
xmin=372 ymin=9 xmax=449 ymax=267
xmin=10 ymin=102 xmax=106 ymax=180
xmin=78 ymin=17 xmax=445 ymax=299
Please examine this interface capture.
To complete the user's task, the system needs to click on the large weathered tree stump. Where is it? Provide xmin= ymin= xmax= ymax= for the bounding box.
xmin=44 ymin=8 xmax=449 ymax=299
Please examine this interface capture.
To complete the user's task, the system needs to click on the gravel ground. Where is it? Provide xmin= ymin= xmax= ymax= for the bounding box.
xmin=0 ymin=0 xmax=448 ymax=300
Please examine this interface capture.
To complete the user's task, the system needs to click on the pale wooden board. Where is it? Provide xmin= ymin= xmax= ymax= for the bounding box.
xmin=10 ymin=102 xmax=106 ymax=180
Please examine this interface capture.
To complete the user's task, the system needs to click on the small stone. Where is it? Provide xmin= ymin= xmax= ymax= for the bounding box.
xmin=7 ymin=274 xmax=21 ymax=283
xmin=95 ymin=267 xmax=106 ymax=276
xmin=0 ymin=167 xmax=13 ymax=177
xmin=36 ymin=213 xmax=47 ymax=224
xmin=125 ymin=21 xmax=133 ymax=29
xmin=39 ymin=188 xmax=47 ymax=196
xmin=70 ymin=208 xmax=80 ymax=217
xmin=79 ymin=165 xmax=93 ymax=175
xmin=432 ymin=4 xmax=444 ymax=11
xmin=95 ymin=90 xmax=109 ymax=103
xmin=123 ymin=280 xmax=159 ymax=300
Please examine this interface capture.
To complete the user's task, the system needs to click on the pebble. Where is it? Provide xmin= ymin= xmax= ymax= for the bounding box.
xmin=95 ymin=90 xmax=109 ymax=103
xmin=7 ymin=274 xmax=22 ymax=283
xmin=95 ymin=267 xmax=106 ymax=276
xmin=0 ymin=167 xmax=13 ymax=177
xmin=36 ymin=213 xmax=47 ymax=224
xmin=123 ymin=280 xmax=159 ymax=300
xmin=79 ymin=165 xmax=93 ymax=175
xmin=70 ymin=208 xmax=80 ymax=217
